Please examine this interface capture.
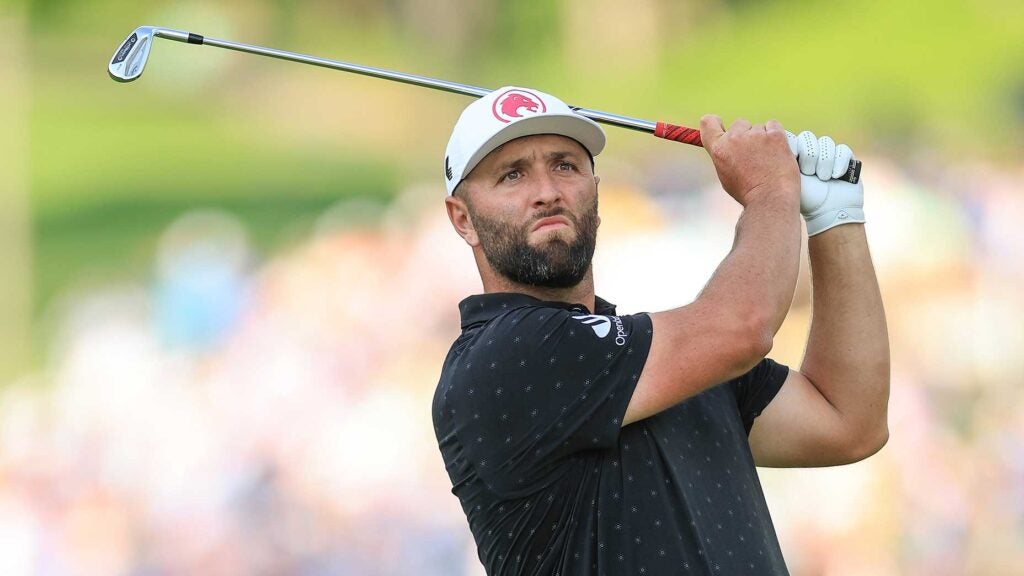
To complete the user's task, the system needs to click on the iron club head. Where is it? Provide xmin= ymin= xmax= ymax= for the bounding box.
xmin=109 ymin=27 xmax=194 ymax=82
xmin=109 ymin=26 xmax=156 ymax=82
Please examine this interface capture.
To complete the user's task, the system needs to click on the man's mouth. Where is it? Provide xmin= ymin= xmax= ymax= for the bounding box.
xmin=531 ymin=216 xmax=571 ymax=233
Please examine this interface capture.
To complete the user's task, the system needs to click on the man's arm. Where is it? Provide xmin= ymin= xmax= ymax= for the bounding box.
xmin=749 ymin=214 xmax=890 ymax=466
xmin=623 ymin=116 xmax=802 ymax=426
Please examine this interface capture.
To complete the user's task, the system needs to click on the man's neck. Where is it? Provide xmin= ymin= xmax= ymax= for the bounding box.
xmin=481 ymin=269 xmax=596 ymax=313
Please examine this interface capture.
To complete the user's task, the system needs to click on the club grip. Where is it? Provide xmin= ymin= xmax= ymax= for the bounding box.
xmin=653 ymin=121 xmax=862 ymax=184
xmin=654 ymin=122 xmax=702 ymax=146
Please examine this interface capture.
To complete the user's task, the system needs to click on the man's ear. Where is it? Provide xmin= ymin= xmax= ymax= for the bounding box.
xmin=445 ymin=194 xmax=479 ymax=247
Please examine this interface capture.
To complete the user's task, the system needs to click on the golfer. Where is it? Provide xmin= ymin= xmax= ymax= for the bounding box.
xmin=432 ymin=86 xmax=889 ymax=575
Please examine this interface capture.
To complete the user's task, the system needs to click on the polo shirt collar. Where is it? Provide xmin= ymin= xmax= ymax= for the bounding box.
xmin=459 ymin=292 xmax=618 ymax=329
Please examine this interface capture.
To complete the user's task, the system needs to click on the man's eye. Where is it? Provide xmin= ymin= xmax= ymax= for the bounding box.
xmin=502 ymin=170 xmax=521 ymax=182
xmin=557 ymin=162 xmax=576 ymax=171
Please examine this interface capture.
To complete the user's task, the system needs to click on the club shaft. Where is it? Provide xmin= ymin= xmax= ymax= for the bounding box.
xmin=126 ymin=28 xmax=861 ymax=183
xmin=154 ymin=29 xmax=658 ymax=134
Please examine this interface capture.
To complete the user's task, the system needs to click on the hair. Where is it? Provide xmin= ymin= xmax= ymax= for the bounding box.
xmin=452 ymin=180 xmax=471 ymax=205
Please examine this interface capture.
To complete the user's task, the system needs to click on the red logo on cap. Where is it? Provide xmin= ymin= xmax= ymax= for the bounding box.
xmin=492 ymin=89 xmax=547 ymax=123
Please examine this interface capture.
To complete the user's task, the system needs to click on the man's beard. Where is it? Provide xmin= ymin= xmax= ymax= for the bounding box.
xmin=469 ymin=198 xmax=599 ymax=289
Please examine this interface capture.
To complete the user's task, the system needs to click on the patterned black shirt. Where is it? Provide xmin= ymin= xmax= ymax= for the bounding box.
xmin=433 ymin=293 xmax=791 ymax=575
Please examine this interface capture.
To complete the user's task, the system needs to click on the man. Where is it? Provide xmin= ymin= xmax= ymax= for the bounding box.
xmin=432 ymin=86 xmax=889 ymax=575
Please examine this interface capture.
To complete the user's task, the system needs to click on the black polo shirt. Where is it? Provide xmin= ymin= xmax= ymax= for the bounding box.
xmin=433 ymin=293 xmax=791 ymax=575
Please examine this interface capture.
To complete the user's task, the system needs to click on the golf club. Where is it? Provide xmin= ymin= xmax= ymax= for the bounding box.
xmin=109 ymin=26 xmax=862 ymax=184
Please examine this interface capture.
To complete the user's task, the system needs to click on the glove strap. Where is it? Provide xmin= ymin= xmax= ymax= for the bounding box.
xmin=805 ymin=207 xmax=865 ymax=236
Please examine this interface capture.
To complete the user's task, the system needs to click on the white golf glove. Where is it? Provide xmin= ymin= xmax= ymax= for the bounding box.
xmin=786 ymin=130 xmax=864 ymax=236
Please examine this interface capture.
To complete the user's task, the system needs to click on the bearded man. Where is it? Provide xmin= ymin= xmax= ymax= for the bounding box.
xmin=432 ymin=87 xmax=889 ymax=576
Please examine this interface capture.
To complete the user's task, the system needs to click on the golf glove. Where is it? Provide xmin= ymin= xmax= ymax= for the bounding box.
xmin=787 ymin=130 xmax=864 ymax=236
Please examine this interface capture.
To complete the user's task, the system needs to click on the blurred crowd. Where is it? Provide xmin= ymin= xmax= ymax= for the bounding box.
xmin=1 ymin=156 xmax=1023 ymax=575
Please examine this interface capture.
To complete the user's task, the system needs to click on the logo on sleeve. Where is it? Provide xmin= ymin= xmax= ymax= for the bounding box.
xmin=573 ymin=315 xmax=628 ymax=346
xmin=573 ymin=315 xmax=611 ymax=338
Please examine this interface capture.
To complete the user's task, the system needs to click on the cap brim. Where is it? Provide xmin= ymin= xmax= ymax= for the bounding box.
xmin=461 ymin=113 xmax=606 ymax=183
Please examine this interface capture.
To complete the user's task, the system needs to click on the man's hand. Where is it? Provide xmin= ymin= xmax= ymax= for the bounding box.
xmin=787 ymin=131 xmax=865 ymax=236
xmin=700 ymin=115 xmax=800 ymax=207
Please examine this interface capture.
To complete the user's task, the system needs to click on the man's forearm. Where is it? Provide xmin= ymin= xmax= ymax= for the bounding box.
xmin=700 ymin=192 xmax=802 ymax=343
xmin=801 ymin=224 xmax=890 ymax=445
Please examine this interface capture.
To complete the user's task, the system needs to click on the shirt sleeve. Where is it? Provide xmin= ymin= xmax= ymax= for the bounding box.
xmin=445 ymin=306 xmax=653 ymax=496
xmin=729 ymin=357 xmax=790 ymax=435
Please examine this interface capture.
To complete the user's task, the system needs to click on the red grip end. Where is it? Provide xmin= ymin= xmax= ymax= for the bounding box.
xmin=654 ymin=122 xmax=703 ymax=147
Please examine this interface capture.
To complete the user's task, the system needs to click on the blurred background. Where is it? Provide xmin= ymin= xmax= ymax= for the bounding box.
xmin=2 ymin=0 xmax=1023 ymax=574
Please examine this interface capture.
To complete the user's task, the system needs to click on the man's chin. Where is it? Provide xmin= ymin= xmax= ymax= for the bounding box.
xmin=527 ymin=242 xmax=574 ymax=263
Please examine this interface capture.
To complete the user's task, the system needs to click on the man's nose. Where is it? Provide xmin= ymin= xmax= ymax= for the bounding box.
xmin=531 ymin=172 xmax=563 ymax=207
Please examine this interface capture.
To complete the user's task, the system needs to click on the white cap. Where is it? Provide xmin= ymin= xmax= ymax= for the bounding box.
xmin=443 ymin=86 xmax=606 ymax=196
